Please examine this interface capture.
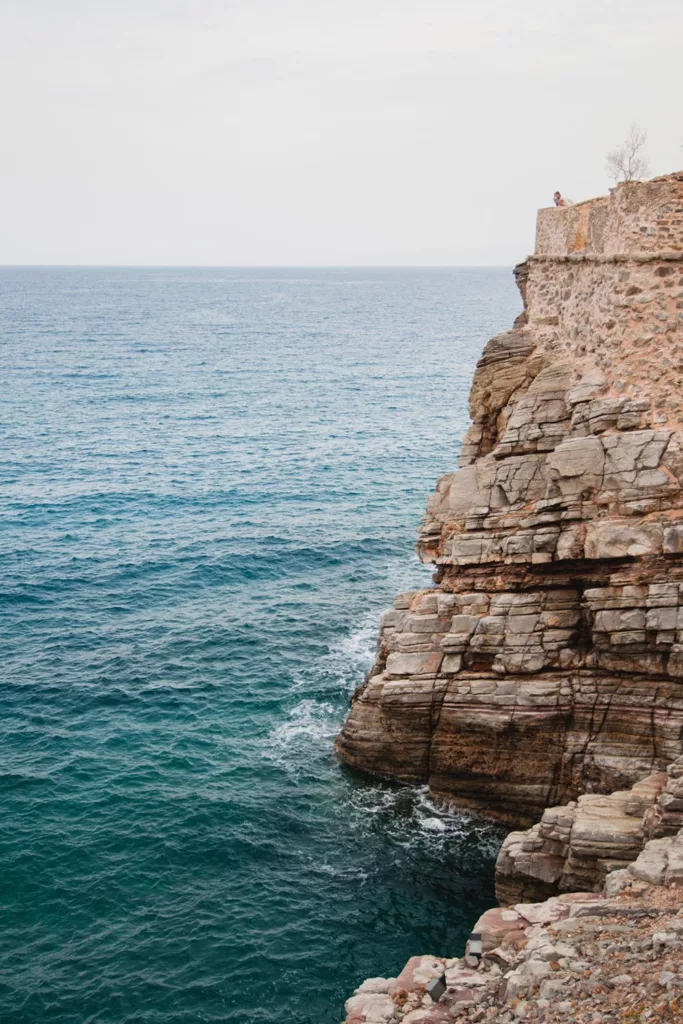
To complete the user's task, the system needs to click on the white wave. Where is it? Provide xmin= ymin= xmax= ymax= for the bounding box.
xmin=262 ymin=698 xmax=342 ymax=779
xmin=421 ymin=817 xmax=447 ymax=832
xmin=308 ymin=859 xmax=370 ymax=883
xmin=288 ymin=555 xmax=433 ymax=701
xmin=335 ymin=614 xmax=377 ymax=664
xmin=289 ymin=610 xmax=378 ymax=697
xmin=343 ymin=783 xmax=504 ymax=857
xmin=269 ymin=699 xmax=339 ymax=747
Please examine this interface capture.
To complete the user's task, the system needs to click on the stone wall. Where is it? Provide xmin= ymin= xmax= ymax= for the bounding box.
xmin=525 ymin=255 xmax=683 ymax=419
xmin=336 ymin=173 xmax=683 ymax=826
xmin=535 ymin=174 xmax=683 ymax=256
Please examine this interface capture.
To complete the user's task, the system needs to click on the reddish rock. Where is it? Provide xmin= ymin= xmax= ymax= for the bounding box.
xmin=471 ymin=907 xmax=527 ymax=951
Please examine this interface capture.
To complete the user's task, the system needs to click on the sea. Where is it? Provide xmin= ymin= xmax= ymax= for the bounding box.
xmin=1 ymin=267 xmax=520 ymax=1024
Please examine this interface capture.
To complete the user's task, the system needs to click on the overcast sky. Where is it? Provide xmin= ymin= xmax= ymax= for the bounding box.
xmin=1 ymin=0 xmax=681 ymax=266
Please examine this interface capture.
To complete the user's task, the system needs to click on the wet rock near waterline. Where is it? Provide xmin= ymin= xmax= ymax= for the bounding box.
xmin=342 ymin=873 xmax=683 ymax=1023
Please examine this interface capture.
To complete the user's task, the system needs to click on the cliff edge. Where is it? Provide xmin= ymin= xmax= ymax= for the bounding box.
xmin=336 ymin=173 xmax=683 ymax=827
xmin=338 ymin=172 xmax=683 ymax=1024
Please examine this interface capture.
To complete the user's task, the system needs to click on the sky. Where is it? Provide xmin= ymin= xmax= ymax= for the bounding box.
xmin=1 ymin=0 xmax=681 ymax=266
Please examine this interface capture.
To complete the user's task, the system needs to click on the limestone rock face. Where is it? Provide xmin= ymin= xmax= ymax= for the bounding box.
xmin=494 ymin=753 xmax=683 ymax=905
xmin=495 ymin=772 xmax=668 ymax=904
xmin=336 ymin=173 xmax=683 ymax=825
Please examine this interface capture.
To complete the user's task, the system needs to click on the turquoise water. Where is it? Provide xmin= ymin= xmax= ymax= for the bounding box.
xmin=1 ymin=267 xmax=519 ymax=1024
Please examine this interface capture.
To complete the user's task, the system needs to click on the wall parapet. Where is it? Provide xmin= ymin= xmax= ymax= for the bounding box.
xmin=535 ymin=172 xmax=683 ymax=258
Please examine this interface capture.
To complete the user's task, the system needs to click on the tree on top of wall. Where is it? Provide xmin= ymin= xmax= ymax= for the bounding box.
xmin=605 ymin=124 xmax=650 ymax=184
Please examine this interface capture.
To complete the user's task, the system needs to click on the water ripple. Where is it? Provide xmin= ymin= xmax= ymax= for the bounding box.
xmin=0 ymin=266 xmax=519 ymax=1024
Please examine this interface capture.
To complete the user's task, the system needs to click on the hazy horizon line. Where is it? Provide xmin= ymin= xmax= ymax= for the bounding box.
xmin=0 ymin=263 xmax=516 ymax=270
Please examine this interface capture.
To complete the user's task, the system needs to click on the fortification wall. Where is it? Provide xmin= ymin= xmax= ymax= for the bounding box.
xmin=529 ymin=174 xmax=683 ymax=417
xmin=535 ymin=173 xmax=683 ymax=256
xmin=526 ymin=255 xmax=683 ymax=417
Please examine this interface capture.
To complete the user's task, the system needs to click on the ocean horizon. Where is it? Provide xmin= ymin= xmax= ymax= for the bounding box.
xmin=0 ymin=268 xmax=516 ymax=272
xmin=1 ymin=266 xmax=520 ymax=1023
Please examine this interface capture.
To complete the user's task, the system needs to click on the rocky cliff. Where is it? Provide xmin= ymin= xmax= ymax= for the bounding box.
xmin=338 ymin=172 xmax=683 ymax=1024
xmin=337 ymin=173 xmax=683 ymax=828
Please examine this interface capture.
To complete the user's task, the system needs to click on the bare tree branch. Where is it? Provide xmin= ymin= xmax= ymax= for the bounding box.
xmin=605 ymin=124 xmax=650 ymax=184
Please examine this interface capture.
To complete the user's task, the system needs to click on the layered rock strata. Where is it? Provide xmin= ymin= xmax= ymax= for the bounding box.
xmin=337 ymin=173 xmax=683 ymax=826
xmin=495 ymin=770 xmax=668 ymax=904
xmin=496 ymin=754 xmax=683 ymax=905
